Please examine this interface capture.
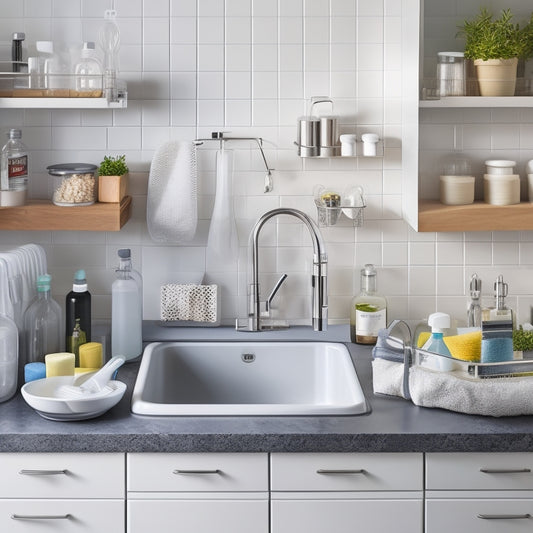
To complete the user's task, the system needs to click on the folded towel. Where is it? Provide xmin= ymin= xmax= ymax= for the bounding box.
xmin=409 ymin=365 xmax=533 ymax=417
xmin=372 ymin=358 xmax=409 ymax=398
xmin=147 ymin=141 xmax=197 ymax=243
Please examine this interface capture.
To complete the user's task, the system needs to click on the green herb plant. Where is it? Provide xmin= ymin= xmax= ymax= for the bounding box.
xmin=458 ymin=8 xmax=533 ymax=61
xmin=98 ymin=155 xmax=129 ymax=176
xmin=513 ymin=326 xmax=533 ymax=352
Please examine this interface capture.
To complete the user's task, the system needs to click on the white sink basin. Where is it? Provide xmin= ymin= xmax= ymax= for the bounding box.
xmin=131 ymin=341 xmax=368 ymax=416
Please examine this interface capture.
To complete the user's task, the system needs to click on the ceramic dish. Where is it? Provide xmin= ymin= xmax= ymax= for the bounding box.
xmin=21 ymin=375 xmax=126 ymax=421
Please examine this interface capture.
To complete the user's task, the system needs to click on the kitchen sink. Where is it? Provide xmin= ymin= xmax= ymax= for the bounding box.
xmin=131 ymin=341 xmax=368 ymax=416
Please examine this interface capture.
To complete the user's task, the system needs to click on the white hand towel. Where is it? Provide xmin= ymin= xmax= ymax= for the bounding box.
xmin=409 ymin=366 xmax=533 ymax=417
xmin=147 ymin=141 xmax=197 ymax=243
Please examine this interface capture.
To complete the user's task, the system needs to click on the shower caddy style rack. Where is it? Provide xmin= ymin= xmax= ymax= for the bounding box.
xmin=194 ymin=132 xmax=274 ymax=193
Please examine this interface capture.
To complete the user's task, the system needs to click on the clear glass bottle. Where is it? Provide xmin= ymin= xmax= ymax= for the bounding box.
xmin=350 ymin=264 xmax=387 ymax=345
xmin=75 ymin=42 xmax=103 ymax=97
xmin=66 ymin=269 xmax=91 ymax=365
xmin=112 ymin=250 xmax=142 ymax=361
xmin=0 ymin=313 xmax=18 ymax=402
xmin=1 ymin=129 xmax=28 ymax=193
xmin=23 ymin=274 xmax=62 ymax=364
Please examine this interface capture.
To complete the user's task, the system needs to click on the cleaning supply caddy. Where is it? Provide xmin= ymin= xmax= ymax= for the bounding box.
xmin=372 ymin=320 xmax=533 ymax=417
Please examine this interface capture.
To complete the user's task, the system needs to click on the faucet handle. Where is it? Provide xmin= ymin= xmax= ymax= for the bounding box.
xmin=265 ymin=274 xmax=288 ymax=314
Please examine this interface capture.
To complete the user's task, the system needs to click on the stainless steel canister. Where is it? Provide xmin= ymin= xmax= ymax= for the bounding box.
xmin=296 ymin=116 xmax=320 ymax=157
xmin=319 ymin=115 xmax=340 ymax=156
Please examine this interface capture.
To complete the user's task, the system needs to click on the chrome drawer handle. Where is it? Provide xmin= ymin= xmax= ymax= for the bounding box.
xmin=316 ymin=469 xmax=366 ymax=474
xmin=19 ymin=469 xmax=68 ymax=476
xmin=480 ymin=468 xmax=531 ymax=474
xmin=173 ymin=469 xmax=221 ymax=475
xmin=12 ymin=514 xmax=72 ymax=520
xmin=478 ymin=514 xmax=531 ymax=520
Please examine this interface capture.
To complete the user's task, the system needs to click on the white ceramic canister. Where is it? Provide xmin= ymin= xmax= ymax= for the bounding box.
xmin=361 ymin=133 xmax=379 ymax=156
xmin=485 ymin=159 xmax=516 ymax=175
xmin=527 ymin=160 xmax=533 ymax=202
xmin=439 ymin=175 xmax=475 ymax=205
xmin=339 ymin=134 xmax=357 ymax=156
xmin=483 ymin=174 xmax=520 ymax=205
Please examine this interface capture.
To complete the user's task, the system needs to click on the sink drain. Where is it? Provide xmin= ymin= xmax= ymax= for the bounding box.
xmin=241 ymin=353 xmax=255 ymax=363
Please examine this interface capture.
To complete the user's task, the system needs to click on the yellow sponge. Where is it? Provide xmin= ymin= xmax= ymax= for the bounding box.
xmin=443 ymin=331 xmax=482 ymax=362
xmin=416 ymin=331 xmax=431 ymax=348
xmin=45 ymin=352 xmax=75 ymax=377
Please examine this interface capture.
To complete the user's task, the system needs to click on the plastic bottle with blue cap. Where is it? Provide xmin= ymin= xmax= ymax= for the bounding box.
xmin=422 ymin=312 xmax=454 ymax=371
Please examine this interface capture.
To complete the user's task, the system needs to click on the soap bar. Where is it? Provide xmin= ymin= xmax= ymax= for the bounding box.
xmin=79 ymin=342 xmax=103 ymax=368
xmin=24 ymin=362 xmax=46 ymax=383
xmin=45 ymin=352 xmax=75 ymax=377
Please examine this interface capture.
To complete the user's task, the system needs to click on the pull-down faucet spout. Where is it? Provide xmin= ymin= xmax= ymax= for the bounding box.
xmin=239 ymin=208 xmax=328 ymax=332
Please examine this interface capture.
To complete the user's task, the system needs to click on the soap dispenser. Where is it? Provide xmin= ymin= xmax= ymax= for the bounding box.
xmin=422 ymin=312 xmax=453 ymax=371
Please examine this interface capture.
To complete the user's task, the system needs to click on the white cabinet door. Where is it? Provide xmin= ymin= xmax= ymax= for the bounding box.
xmin=128 ymin=499 xmax=268 ymax=533
xmin=272 ymin=499 xmax=423 ymax=533
xmin=128 ymin=452 xmax=268 ymax=492
xmin=271 ymin=452 xmax=423 ymax=491
xmin=0 ymin=453 xmax=124 ymax=498
xmin=0 ymin=500 xmax=124 ymax=533
xmin=426 ymin=499 xmax=533 ymax=533
xmin=426 ymin=452 xmax=533 ymax=490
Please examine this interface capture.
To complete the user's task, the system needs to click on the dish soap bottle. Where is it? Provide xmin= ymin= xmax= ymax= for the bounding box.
xmin=350 ymin=264 xmax=387 ymax=345
xmin=23 ymin=274 xmax=62 ymax=364
xmin=422 ymin=313 xmax=452 ymax=356
xmin=112 ymin=249 xmax=142 ymax=361
xmin=65 ymin=269 xmax=91 ymax=366
xmin=422 ymin=312 xmax=454 ymax=371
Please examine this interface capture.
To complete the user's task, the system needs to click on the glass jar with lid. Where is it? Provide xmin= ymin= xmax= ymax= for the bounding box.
xmin=46 ymin=163 xmax=97 ymax=206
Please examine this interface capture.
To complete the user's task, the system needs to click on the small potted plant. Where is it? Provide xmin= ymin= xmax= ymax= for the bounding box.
xmin=458 ymin=8 xmax=533 ymax=96
xmin=97 ymin=154 xmax=129 ymax=203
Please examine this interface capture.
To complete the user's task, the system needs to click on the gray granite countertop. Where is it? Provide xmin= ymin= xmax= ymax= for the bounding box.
xmin=2 ymin=323 xmax=533 ymax=453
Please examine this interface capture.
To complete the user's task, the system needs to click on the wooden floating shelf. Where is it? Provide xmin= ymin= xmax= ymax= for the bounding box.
xmin=0 ymin=196 xmax=132 ymax=231
xmin=418 ymin=200 xmax=533 ymax=232
xmin=419 ymin=96 xmax=533 ymax=108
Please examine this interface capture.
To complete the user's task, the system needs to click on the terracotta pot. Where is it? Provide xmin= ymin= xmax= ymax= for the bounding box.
xmin=474 ymin=58 xmax=518 ymax=96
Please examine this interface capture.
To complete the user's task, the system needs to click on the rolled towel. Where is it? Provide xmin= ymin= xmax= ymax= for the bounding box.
xmin=409 ymin=365 xmax=533 ymax=417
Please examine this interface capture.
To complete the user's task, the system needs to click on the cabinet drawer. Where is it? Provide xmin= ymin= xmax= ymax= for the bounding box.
xmin=426 ymin=453 xmax=533 ymax=490
xmin=0 ymin=453 xmax=124 ymax=499
xmin=272 ymin=499 xmax=423 ymax=533
xmin=271 ymin=453 xmax=423 ymax=491
xmin=127 ymin=453 xmax=268 ymax=492
xmin=0 ymin=499 xmax=124 ymax=532
xmin=426 ymin=499 xmax=533 ymax=533
xmin=128 ymin=499 xmax=268 ymax=533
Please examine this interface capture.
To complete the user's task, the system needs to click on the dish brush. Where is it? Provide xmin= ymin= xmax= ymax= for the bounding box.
xmin=55 ymin=356 xmax=125 ymax=399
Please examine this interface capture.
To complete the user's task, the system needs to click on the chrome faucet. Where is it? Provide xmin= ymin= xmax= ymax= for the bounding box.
xmin=237 ymin=208 xmax=328 ymax=332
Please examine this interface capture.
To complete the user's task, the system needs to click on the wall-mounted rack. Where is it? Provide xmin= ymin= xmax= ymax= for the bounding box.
xmin=194 ymin=132 xmax=275 ymax=193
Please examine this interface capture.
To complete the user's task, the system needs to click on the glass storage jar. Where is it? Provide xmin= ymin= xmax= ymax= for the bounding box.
xmin=46 ymin=163 xmax=97 ymax=206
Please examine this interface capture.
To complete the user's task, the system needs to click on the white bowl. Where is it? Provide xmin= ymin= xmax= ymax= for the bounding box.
xmin=527 ymin=160 xmax=533 ymax=174
xmin=21 ymin=375 xmax=126 ymax=421
xmin=485 ymin=160 xmax=516 ymax=175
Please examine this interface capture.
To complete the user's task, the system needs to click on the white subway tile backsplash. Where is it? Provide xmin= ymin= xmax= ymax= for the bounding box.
xmin=2 ymin=1 xmax=531 ymax=327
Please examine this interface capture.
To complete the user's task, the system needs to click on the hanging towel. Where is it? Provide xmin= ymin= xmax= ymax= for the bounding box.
xmin=147 ymin=141 xmax=198 ymax=243
xmin=205 ymin=148 xmax=239 ymax=271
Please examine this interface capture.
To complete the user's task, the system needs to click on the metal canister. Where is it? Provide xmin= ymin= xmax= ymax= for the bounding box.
xmin=296 ymin=116 xmax=320 ymax=157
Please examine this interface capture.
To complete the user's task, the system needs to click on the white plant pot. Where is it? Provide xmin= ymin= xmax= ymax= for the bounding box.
xmin=474 ymin=58 xmax=518 ymax=96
